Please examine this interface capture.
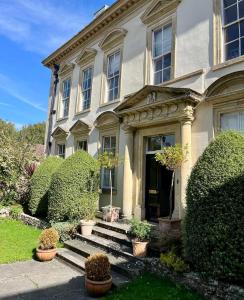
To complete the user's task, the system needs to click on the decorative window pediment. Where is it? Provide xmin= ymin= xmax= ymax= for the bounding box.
xmin=75 ymin=48 xmax=97 ymax=66
xmin=95 ymin=111 xmax=119 ymax=129
xmin=141 ymin=0 xmax=181 ymax=25
xmin=58 ymin=62 xmax=75 ymax=77
xmin=206 ymin=71 xmax=244 ymax=99
xmin=51 ymin=126 xmax=68 ymax=140
xmin=69 ymin=120 xmax=91 ymax=136
xmin=99 ymin=28 xmax=127 ymax=52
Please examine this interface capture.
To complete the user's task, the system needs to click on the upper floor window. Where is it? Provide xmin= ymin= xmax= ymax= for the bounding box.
xmin=223 ymin=0 xmax=244 ymax=60
xmin=107 ymin=51 xmax=121 ymax=102
xmin=61 ymin=79 xmax=71 ymax=118
xmin=57 ymin=144 xmax=65 ymax=158
xmin=152 ymin=23 xmax=172 ymax=84
xmin=81 ymin=67 xmax=93 ymax=110
xmin=220 ymin=110 xmax=244 ymax=133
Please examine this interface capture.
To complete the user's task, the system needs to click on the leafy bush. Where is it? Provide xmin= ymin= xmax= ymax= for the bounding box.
xmin=10 ymin=205 xmax=23 ymax=220
xmin=184 ymin=131 xmax=244 ymax=282
xmin=28 ymin=157 xmax=63 ymax=217
xmin=38 ymin=228 xmax=59 ymax=250
xmin=48 ymin=151 xmax=100 ymax=222
xmin=160 ymin=250 xmax=189 ymax=273
xmin=129 ymin=219 xmax=152 ymax=241
xmin=52 ymin=222 xmax=77 ymax=242
xmin=85 ymin=253 xmax=111 ymax=281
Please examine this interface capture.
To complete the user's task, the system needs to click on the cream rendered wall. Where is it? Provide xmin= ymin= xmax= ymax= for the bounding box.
xmin=48 ymin=0 xmax=244 ymax=214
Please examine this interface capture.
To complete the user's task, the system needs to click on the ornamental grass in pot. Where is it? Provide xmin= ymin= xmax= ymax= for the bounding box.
xmin=85 ymin=253 xmax=112 ymax=296
xmin=80 ymin=196 xmax=97 ymax=236
xmin=36 ymin=228 xmax=59 ymax=261
xmin=130 ymin=219 xmax=152 ymax=257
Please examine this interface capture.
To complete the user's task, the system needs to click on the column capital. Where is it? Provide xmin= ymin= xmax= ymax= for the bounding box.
xmin=181 ymin=106 xmax=195 ymax=125
xmin=121 ymin=124 xmax=135 ymax=133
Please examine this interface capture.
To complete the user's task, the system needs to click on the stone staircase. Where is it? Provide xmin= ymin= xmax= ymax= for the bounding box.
xmin=56 ymin=220 xmax=146 ymax=288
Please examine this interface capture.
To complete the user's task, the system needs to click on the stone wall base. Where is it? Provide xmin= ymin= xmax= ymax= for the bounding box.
xmin=20 ymin=213 xmax=49 ymax=229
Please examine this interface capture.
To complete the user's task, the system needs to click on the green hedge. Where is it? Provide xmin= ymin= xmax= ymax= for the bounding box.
xmin=28 ymin=156 xmax=63 ymax=217
xmin=48 ymin=151 xmax=100 ymax=222
xmin=184 ymin=131 xmax=244 ymax=282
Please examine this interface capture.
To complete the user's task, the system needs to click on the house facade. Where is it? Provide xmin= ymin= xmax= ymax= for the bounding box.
xmin=43 ymin=0 xmax=244 ymax=221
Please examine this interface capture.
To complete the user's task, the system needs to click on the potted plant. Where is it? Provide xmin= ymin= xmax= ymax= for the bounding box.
xmin=36 ymin=228 xmax=59 ymax=261
xmin=80 ymin=196 xmax=97 ymax=236
xmin=130 ymin=218 xmax=152 ymax=257
xmin=98 ymin=151 xmax=120 ymax=222
xmin=155 ymin=144 xmax=186 ymax=233
xmin=85 ymin=253 xmax=112 ymax=296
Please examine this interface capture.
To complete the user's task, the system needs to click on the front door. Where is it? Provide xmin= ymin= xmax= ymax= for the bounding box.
xmin=145 ymin=134 xmax=175 ymax=222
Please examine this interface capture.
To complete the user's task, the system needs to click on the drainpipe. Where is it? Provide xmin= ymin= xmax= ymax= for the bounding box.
xmin=45 ymin=64 xmax=59 ymax=155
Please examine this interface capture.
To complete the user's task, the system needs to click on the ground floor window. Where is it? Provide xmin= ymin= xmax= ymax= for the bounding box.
xmin=220 ymin=110 xmax=244 ymax=134
xmin=76 ymin=140 xmax=88 ymax=151
xmin=101 ymin=135 xmax=116 ymax=189
xmin=57 ymin=144 xmax=65 ymax=158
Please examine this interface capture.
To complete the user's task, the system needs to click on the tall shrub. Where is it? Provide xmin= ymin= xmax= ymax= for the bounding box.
xmin=184 ymin=131 xmax=244 ymax=282
xmin=28 ymin=156 xmax=63 ymax=217
xmin=48 ymin=151 xmax=100 ymax=222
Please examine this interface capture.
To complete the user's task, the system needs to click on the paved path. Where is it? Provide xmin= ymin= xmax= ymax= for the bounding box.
xmin=0 ymin=259 xmax=95 ymax=300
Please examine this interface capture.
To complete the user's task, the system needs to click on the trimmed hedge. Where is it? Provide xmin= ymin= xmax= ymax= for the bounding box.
xmin=184 ymin=131 xmax=244 ymax=282
xmin=28 ymin=157 xmax=63 ymax=217
xmin=48 ymin=151 xmax=100 ymax=222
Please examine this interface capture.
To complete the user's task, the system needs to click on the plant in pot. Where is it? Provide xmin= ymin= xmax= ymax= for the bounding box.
xmin=130 ymin=218 xmax=152 ymax=257
xmin=155 ymin=144 xmax=186 ymax=234
xmin=98 ymin=151 xmax=120 ymax=222
xmin=85 ymin=253 xmax=112 ymax=296
xmin=80 ymin=195 xmax=97 ymax=236
xmin=36 ymin=228 xmax=59 ymax=261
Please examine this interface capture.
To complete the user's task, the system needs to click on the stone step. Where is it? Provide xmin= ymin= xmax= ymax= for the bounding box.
xmin=64 ymin=239 xmax=145 ymax=279
xmin=96 ymin=220 xmax=131 ymax=235
xmin=56 ymin=248 xmax=130 ymax=288
xmin=92 ymin=226 xmax=131 ymax=247
xmin=75 ymin=233 xmax=136 ymax=261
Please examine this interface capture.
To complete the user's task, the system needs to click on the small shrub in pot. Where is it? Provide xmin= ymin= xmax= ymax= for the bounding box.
xmin=85 ymin=253 xmax=112 ymax=296
xmin=36 ymin=228 xmax=59 ymax=261
xmin=129 ymin=219 xmax=152 ymax=257
xmin=80 ymin=194 xmax=97 ymax=236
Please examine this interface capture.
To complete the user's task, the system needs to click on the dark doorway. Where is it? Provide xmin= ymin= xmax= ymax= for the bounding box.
xmin=145 ymin=154 xmax=174 ymax=222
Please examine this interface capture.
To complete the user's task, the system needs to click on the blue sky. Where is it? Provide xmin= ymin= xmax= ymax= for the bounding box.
xmin=0 ymin=0 xmax=115 ymax=129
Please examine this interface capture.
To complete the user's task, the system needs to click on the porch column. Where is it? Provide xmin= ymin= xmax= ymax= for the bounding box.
xmin=122 ymin=125 xmax=134 ymax=219
xmin=180 ymin=115 xmax=193 ymax=219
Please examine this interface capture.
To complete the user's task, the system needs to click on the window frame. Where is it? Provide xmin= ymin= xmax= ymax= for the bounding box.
xmin=76 ymin=139 xmax=88 ymax=152
xmin=61 ymin=78 xmax=71 ymax=118
xmin=57 ymin=143 xmax=66 ymax=158
xmin=106 ymin=50 xmax=121 ymax=102
xmin=80 ymin=66 xmax=93 ymax=112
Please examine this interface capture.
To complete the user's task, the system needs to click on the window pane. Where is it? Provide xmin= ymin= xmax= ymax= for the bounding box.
xmin=240 ymin=20 xmax=244 ymax=36
xmin=241 ymin=37 xmax=244 ymax=55
xmin=148 ymin=136 xmax=161 ymax=151
xmin=103 ymin=137 xmax=110 ymax=151
xmin=163 ymin=68 xmax=171 ymax=82
xmin=221 ymin=112 xmax=239 ymax=131
xmin=226 ymin=40 xmax=239 ymax=59
xmin=224 ymin=4 xmax=238 ymax=25
xmin=162 ymin=135 xmax=175 ymax=147
xmin=154 ymin=57 xmax=163 ymax=72
xmin=225 ymin=23 xmax=239 ymax=42
xmin=154 ymin=71 xmax=162 ymax=85
xmin=224 ymin=0 xmax=237 ymax=8
xmin=163 ymin=53 xmax=171 ymax=68
xmin=153 ymin=29 xmax=163 ymax=57
xmin=162 ymin=24 xmax=172 ymax=54
xmin=239 ymin=0 xmax=244 ymax=18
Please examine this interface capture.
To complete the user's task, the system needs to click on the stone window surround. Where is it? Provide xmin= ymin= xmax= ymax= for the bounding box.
xmin=144 ymin=13 xmax=177 ymax=86
xmin=213 ymin=0 xmax=244 ymax=69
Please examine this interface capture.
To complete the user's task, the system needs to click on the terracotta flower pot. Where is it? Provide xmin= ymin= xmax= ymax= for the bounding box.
xmin=80 ymin=220 xmax=96 ymax=236
xmin=36 ymin=248 xmax=57 ymax=262
xmin=132 ymin=239 xmax=149 ymax=257
xmin=85 ymin=275 xmax=112 ymax=296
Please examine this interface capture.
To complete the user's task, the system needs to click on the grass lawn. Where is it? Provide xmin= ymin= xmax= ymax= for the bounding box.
xmin=0 ymin=219 xmax=62 ymax=264
xmin=103 ymin=273 xmax=203 ymax=300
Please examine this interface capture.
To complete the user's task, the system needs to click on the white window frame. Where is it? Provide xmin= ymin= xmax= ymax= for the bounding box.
xmin=81 ymin=67 xmax=93 ymax=111
xmin=152 ymin=22 xmax=173 ymax=85
xmin=222 ymin=0 xmax=244 ymax=61
xmin=107 ymin=51 xmax=121 ymax=102
xmin=61 ymin=78 xmax=71 ymax=118
xmin=57 ymin=144 xmax=65 ymax=158
xmin=101 ymin=136 xmax=116 ymax=189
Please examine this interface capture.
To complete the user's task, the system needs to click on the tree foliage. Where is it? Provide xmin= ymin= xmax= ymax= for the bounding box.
xmin=184 ymin=131 xmax=244 ymax=282
xmin=18 ymin=122 xmax=46 ymax=145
